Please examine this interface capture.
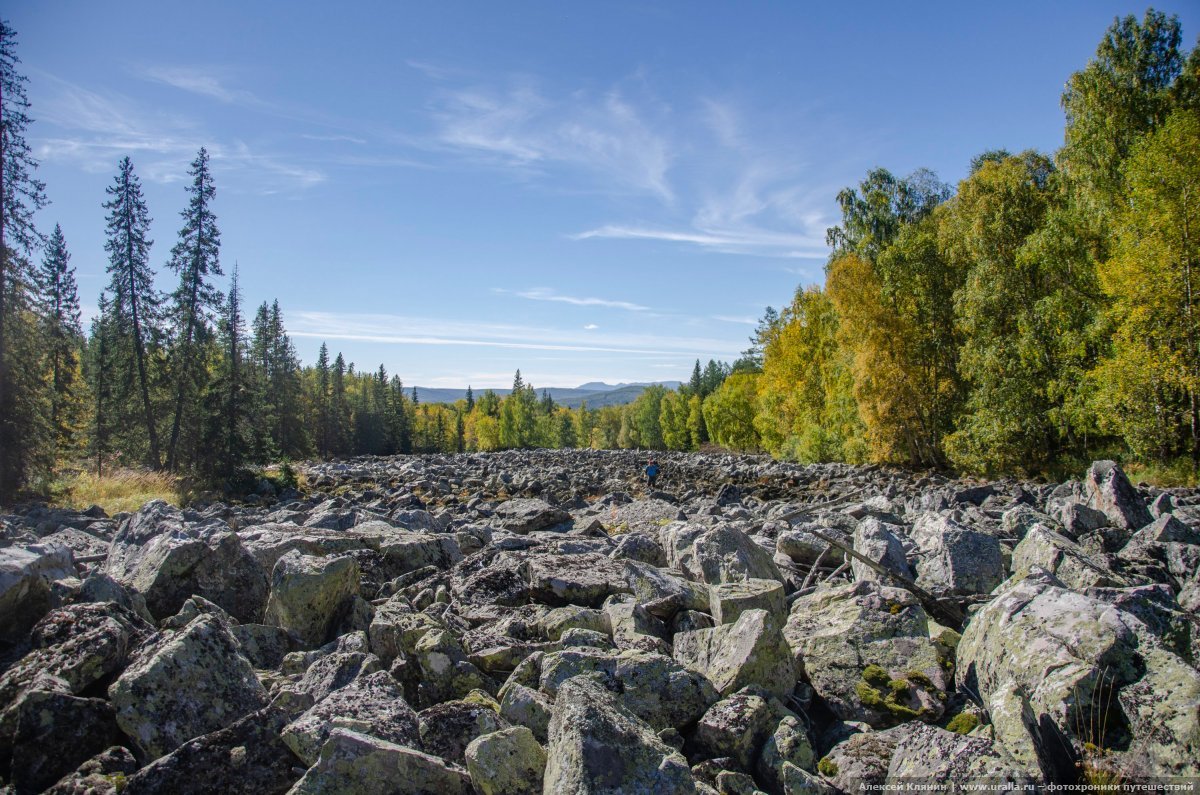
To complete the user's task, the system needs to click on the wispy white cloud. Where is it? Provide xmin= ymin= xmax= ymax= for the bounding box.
xmin=583 ymin=323 xmax=599 ymax=330
xmin=711 ymin=314 xmax=756 ymax=325
xmin=287 ymin=311 xmax=741 ymax=358
xmin=573 ymin=223 xmax=827 ymax=259
xmin=430 ymin=79 xmax=674 ymax=201
xmin=32 ymin=72 xmax=324 ymax=192
xmin=140 ymin=65 xmax=257 ymax=105
xmin=496 ymin=287 xmax=650 ymax=312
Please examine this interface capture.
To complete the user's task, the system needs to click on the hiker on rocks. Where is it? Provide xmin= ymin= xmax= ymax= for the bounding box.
xmin=645 ymin=458 xmax=660 ymax=489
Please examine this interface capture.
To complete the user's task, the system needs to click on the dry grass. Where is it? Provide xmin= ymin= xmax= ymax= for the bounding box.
xmin=55 ymin=468 xmax=179 ymax=515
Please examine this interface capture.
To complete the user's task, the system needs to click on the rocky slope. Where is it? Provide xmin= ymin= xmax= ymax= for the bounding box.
xmin=1 ymin=449 xmax=1197 ymax=793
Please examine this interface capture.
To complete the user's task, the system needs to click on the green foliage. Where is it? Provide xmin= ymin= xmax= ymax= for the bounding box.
xmin=817 ymin=757 xmax=838 ymax=778
xmin=702 ymin=373 xmax=760 ymax=451
xmin=1093 ymin=108 xmax=1200 ymax=462
xmin=947 ymin=712 xmax=980 ymax=735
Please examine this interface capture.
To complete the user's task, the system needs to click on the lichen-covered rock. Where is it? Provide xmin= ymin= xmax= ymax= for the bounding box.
xmin=44 ymin=746 xmax=139 ymax=795
xmin=379 ymin=530 xmax=463 ymax=576
xmin=0 ymin=542 xmax=75 ymax=644
xmin=957 ymin=570 xmax=1200 ymax=776
xmin=543 ymin=675 xmax=695 ymax=794
xmin=611 ymin=649 xmax=718 ymax=730
xmin=1009 ymin=524 xmax=1128 ymax=590
xmin=287 ymin=728 xmax=472 ymax=795
xmin=264 ymin=551 xmax=360 ymax=648
xmin=709 ymin=578 xmax=785 ymax=626
xmin=368 ymin=598 xmax=442 ymax=665
xmin=664 ymin=524 xmax=782 ymax=585
xmin=9 ymin=690 xmax=124 ymax=794
xmin=0 ymin=601 xmax=154 ymax=766
xmin=292 ymin=649 xmax=381 ymax=703
xmin=493 ymin=498 xmax=571 ymax=534
xmin=851 ymin=517 xmax=913 ymax=584
xmin=691 ymin=689 xmax=778 ymax=769
xmin=910 ymin=515 xmax=1004 ymax=595
xmin=674 ymin=608 xmax=795 ymax=699
xmin=104 ymin=501 xmax=268 ymax=623
xmin=108 ymin=613 xmax=268 ymax=760
xmin=1085 ymin=460 xmax=1152 ymax=531
xmin=418 ymin=698 xmax=506 ymax=764
xmin=758 ymin=714 xmax=816 ymax=791
xmin=527 ymin=553 xmax=632 ymax=607
xmin=540 ymin=605 xmax=610 ymax=640
xmin=414 ymin=628 xmax=491 ymax=705
xmin=282 ymin=670 xmax=419 ymax=765
xmin=783 ymin=581 xmax=948 ymax=727
xmin=122 ymin=706 xmax=297 ymax=795
xmin=499 ymin=682 xmax=553 ymax=742
xmin=603 ymin=599 xmax=670 ymax=654
xmin=465 ymin=726 xmax=547 ymax=795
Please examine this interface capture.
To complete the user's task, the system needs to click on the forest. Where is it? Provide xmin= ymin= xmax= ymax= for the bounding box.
xmin=0 ymin=9 xmax=1197 ymax=504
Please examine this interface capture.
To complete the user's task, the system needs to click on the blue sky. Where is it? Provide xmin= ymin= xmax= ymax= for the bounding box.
xmin=8 ymin=1 xmax=1193 ymax=389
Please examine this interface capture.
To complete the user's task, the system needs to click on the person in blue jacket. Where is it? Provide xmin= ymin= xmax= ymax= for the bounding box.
xmin=645 ymin=458 xmax=660 ymax=489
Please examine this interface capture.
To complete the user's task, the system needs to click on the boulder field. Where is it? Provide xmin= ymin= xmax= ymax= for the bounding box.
xmin=0 ymin=449 xmax=1197 ymax=793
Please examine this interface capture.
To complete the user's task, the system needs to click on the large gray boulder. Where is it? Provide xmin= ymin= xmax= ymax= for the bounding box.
xmin=8 ymin=690 xmax=124 ymax=795
xmin=957 ymin=570 xmax=1200 ymax=777
xmin=851 ymin=518 xmax=912 ymax=584
xmin=465 ymin=726 xmax=547 ymax=795
xmin=287 ymin=728 xmax=472 ymax=795
xmin=783 ymin=581 xmax=949 ymax=727
xmin=663 ymin=524 xmax=782 ymax=585
xmin=526 ymin=553 xmax=632 ymax=607
xmin=108 ymin=614 xmax=268 ymax=760
xmin=1085 ymin=460 xmax=1152 ymax=531
xmin=1010 ymin=524 xmax=1127 ymax=590
xmin=543 ymin=675 xmax=695 ymax=794
xmin=264 ymin=551 xmax=360 ymax=648
xmin=0 ymin=542 xmax=75 ymax=644
xmin=122 ymin=706 xmax=296 ymax=795
xmin=673 ymin=608 xmax=795 ymax=699
xmin=282 ymin=670 xmax=418 ymax=765
xmin=104 ymin=501 xmax=267 ymax=623
xmin=910 ymin=515 xmax=1005 ymax=595
xmin=493 ymin=498 xmax=571 ymax=534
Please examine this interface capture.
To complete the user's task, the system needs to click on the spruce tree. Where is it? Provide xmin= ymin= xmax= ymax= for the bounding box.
xmin=314 ymin=342 xmax=331 ymax=457
xmin=87 ymin=294 xmax=117 ymax=476
xmin=0 ymin=20 xmax=49 ymax=501
xmin=33 ymin=224 xmax=83 ymax=458
xmin=465 ymin=385 xmax=474 ymax=412
xmin=206 ymin=263 xmax=251 ymax=474
xmin=330 ymin=353 xmax=351 ymax=454
xmin=166 ymin=147 xmax=222 ymax=471
xmin=103 ymin=156 xmax=162 ymax=468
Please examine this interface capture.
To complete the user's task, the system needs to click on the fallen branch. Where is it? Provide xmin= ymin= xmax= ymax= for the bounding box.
xmin=800 ymin=525 xmax=965 ymax=629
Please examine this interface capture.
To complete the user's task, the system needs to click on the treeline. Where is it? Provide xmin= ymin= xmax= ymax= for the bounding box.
xmin=701 ymin=9 xmax=1200 ymax=475
xmin=3 ymin=12 xmax=1199 ymax=501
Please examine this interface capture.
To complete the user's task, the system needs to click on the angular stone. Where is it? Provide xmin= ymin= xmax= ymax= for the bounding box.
xmin=758 ymin=714 xmax=816 ymax=790
xmin=526 ymin=553 xmax=632 ymax=607
xmin=0 ymin=542 xmax=74 ymax=643
xmin=104 ymin=501 xmax=267 ymax=623
xmin=10 ymin=691 xmax=124 ymax=794
xmin=783 ymin=581 xmax=948 ymax=727
xmin=287 ymin=728 xmax=471 ymax=795
xmin=709 ymin=578 xmax=785 ymax=626
xmin=493 ymin=498 xmax=571 ymax=534
xmin=282 ymin=670 xmax=418 ymax=765
xmin=543 ymin=675 xmax=695 ymax=794
xmin=1010 ymin=524 xmax=1127 ymax=590
xmin=466 ymin=726 xmax=547 ymax=795
xmin=692 ymin=690 xmax=777 ymax=769
xmin=851 ymin=518 xmax=912 ymax=584
xmin=500 ymin=682 xmax=553 ymax=743
xmin=108 ymin=614 xmax=268 ymax=760
xmin=910 ymin=516 xmax=1004 ymax=595
xmin=674 ymin=609 xmax=795 ymax=699
xmin=44 ymin=746 xmax=139 ymax=795
xmin=264 ymin=551 xmax=360 ymax=648
xmin=122 ymin=706 xmax=296 ymax=795
xmin=418 ymin=698 xmax=505 ymax=764
xmin=1085 ymin=460 xmax=1152 ymax=531
xmin=664 ymin=524 xmax=782 ymax=586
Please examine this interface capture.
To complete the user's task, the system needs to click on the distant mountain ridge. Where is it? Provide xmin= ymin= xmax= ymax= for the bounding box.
xmin=412 ymin=380 xmax=682 ymax=409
